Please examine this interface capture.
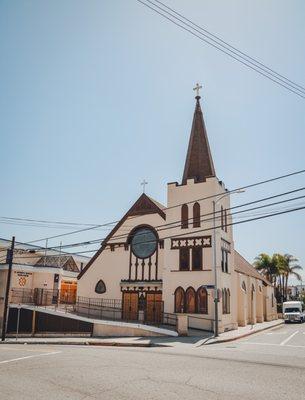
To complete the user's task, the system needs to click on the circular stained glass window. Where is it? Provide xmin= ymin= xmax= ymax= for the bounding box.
xmin=131 ymin=227 xmax=157 ymax=259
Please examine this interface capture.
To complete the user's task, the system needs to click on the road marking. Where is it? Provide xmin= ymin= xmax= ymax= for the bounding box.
xmin=280 ymin=331 xmax=299 ymax=346
xmin=0 ymin=346 xmax=55 ymax=352
xmin=0 ymin=351 xmax=61 ymax=365
xmin=243 ymin=341 xmax=305 ymax=348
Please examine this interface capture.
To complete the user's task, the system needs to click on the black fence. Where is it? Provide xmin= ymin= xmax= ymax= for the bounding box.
xmin=10 ymin=288 xmax=76 ymax=306
xmin=7 ymin=308 xmax=93 ymax=334
xmin=74 ymin=297 xmax=177 ymax=328
xmin=9 ymin=289 xmax=177 ymax=330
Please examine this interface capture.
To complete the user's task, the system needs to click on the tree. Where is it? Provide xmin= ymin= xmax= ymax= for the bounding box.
xmin=254 ymin=253 xmax=279 ymax=286
xmin=254 ymin=252 xmax=303 ymax=302
xmin=281 ymin=254 xmax=302 ymax=301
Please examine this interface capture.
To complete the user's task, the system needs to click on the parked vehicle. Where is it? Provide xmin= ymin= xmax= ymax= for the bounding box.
xmin=283 ymin=301 xmax=304 ymax=323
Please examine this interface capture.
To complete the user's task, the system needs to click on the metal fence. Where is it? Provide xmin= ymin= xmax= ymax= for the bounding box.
xmin=9 ymin=289 xmax=177 ymax=329
xmin=74 ymin=297 xmax=177 ymax=328
xmin=10 ymin=288 xmax=76 ymax=306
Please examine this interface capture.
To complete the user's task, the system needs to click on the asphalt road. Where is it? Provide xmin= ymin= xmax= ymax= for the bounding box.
xmin=0 ymin=322 xmax=304 ymax=400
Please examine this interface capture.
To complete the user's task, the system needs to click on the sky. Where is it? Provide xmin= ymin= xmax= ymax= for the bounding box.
xmin=0 ymin=0 xmax=305 ymax=283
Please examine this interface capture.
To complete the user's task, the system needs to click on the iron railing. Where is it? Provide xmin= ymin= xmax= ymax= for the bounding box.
xmin=9 ymin=288 xmax=177 ymax=329
xmin=10 ymin=288 xmax=76 ymax=306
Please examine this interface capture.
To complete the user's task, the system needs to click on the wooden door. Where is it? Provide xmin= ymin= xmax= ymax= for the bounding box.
xmin=60 ymin=281 xmax=77 ymax=304
xmin=146 ymin=293 xmax=162 ymax=323
xmin=122 ymin=292 xmax=138 ymax=321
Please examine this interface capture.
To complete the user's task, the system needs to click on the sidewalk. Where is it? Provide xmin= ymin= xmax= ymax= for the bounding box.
xmin=0 ymin=319 xmax=284 ymax=348
xmin=196 ymin=319 xmax=284 ymax=346
xmin=0 ymin=336 xmax=152 ymax=347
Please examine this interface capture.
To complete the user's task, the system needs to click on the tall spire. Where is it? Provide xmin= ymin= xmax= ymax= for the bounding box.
xmin=182 ymin=90 xmax=216 ymax=185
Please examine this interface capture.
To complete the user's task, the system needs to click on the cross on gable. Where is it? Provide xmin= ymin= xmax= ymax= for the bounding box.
xmin=141 ymin=179 xmax=148 ymax=193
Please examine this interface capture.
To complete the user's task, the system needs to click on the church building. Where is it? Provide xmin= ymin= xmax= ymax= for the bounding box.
xmin=77 ymin=90 xmax=277 ymax=333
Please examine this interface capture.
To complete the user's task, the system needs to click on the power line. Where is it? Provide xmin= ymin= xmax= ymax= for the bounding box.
xmin=0 ymin=216 xmax=101 ymax=227
xmin=4 ymin=193 xmax=305 ymax=260
xmin=26 ymin=222 xmax=118 ymax=244
xmin=136 ymin=0 xmax=305 ymax=99
xmin=153 ymin=0 xmax=305 ymax=94
xmin=21 ymin=168 xmax=305 ymax=244
xmin=78 ymin=203 xmax=305 ymax=254
xmin=56 ymin=204 xmax=305 ymax=258
xmin=0 ymin=220 xmax=115 ymax=231
xmin=43 ymin=187 xmax=305 ymax=251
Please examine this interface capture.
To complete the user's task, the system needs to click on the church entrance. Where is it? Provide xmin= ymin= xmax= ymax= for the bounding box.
xmin=122 ymin=292 xmax=138 ymax=321
xmin=122 ymin=291 xmax=163 ymax=324
xmin=146 ymin=292 xmax=162 ymax=323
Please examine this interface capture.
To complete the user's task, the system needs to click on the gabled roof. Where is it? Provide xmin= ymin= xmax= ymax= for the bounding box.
xmin=35 ymin=255 xmax=79 ymax=272
xmin=182 ymin=96 xmax=216 ymax=184
xmin=234 ymin=250 xmax=271 ymax=286
xmin=127 ymin=193 xmax=166 ymax=219
xmin=78 ymin=193 xmax=166 ymax=279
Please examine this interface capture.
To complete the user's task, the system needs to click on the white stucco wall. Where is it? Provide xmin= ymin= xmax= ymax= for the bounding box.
xmin=77 ymin=212 xmax=165 ymax=299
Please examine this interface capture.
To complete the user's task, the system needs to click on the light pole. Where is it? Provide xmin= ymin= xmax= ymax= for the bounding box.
xmin=212 ymin=190 xmax=244 ymax=337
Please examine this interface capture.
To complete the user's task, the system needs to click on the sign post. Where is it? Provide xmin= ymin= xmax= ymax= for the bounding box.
xmin=16 ymin=304 xmax=21 ymax=341
xmin=1 ymin=236 xmax=15 ymax=342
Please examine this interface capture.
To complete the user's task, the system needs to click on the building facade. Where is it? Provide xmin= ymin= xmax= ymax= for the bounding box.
xmin=77 ymin=94 xmax=277 ymax=332
xmin=0 ymin=239 xmax=88 ymax=328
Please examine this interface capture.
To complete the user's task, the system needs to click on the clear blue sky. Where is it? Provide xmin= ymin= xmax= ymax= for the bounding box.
xmin=1 ymin=1 xmax=304 ymax=283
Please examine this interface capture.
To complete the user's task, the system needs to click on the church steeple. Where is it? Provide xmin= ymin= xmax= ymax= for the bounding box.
xmin=182 ymin=89 xmax=216 ymax=185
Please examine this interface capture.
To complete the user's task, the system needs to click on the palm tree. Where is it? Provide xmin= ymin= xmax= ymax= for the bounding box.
xmin=281 ymin=254 xmax=302 ymax=300
xmin=254 ymin=253 xmax=279 ymax=286
xmin=254 ymin=253 xmax=303 ymax=301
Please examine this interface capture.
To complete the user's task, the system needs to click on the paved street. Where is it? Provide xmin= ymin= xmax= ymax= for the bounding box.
xmin=0 ymin=322 xmax=304 ymax=400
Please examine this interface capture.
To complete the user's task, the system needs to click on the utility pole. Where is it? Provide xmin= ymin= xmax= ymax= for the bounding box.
xmin=1 ymin=236 xmax=15 ymax=341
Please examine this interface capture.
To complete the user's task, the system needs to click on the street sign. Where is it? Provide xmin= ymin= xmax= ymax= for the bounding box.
xmin=198 ymin=284 xmax=215 ymax=290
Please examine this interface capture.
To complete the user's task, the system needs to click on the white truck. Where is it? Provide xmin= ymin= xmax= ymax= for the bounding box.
xmin=283 ymin=301 xmax=304 ymax=323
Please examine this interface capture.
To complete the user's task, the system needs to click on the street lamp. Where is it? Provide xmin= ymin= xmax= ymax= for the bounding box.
xmin=212 ymin=189 xmax=245 ymax=337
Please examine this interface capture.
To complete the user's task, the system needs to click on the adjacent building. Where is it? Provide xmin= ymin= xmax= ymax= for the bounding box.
xmin=0 ymin=238 xmax=89 ymax=328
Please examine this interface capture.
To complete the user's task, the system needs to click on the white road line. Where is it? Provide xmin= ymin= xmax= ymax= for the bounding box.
xmin=280 ymin=330 xmax=299 ymax=346
xmin=0 ymin=351 xmax=61 ymax=365
xmin=242 ymin=342 xmax=305 ymax=348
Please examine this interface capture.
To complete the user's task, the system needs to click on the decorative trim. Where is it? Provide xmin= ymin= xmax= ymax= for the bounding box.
xmin=171 ymin=235 xmax=212 ymax=249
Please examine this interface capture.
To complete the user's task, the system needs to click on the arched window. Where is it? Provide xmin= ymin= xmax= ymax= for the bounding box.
xmin=193 ymin=202 xmax=201 ymax=228
xmin=196 ymin=287 xmax=208 ymax=314
xmin=224 ymin=209 xmax=228 ymax=232
xmin=95 ymin=280 xmax=106 ymax=294
xmin=222 ymin=289 xmax=230 ymax=314
xmin=174 ymin=287 xmax=185 ymax=313
xmin=181 ymin=204 xmax=189 ymax=229
xmin=185 ymin=287 xmax=196 ymax=313
xmin=241 ymin=281 xmax=247 ymax=292
xmin=227 ymin=289 xmax=230 ymax=314
xmin=271 ymin=293 xmax=274 ymax=307
xmin=251 ymin=284 xmax=255 ymax=301
xmin=222 ymin=289 xmax=226 ymax=314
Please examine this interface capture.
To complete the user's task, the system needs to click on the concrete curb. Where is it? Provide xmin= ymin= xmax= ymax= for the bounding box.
xmin=202 ymin=320 xmax=284 ymax=346
xmin=0 ymin=340 xmax=152 ymax=347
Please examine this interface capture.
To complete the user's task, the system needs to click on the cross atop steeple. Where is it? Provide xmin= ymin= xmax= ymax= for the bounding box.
xmin=193 ymin=83 xmax=202 ymax=98
xmin=141 ymin=179 xmax=148 ymax=193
